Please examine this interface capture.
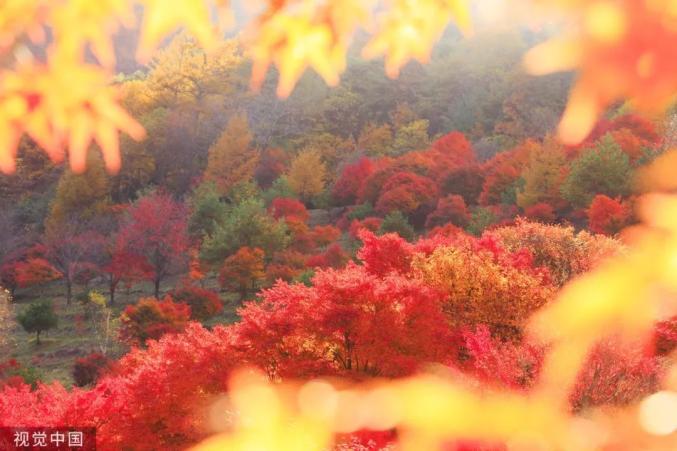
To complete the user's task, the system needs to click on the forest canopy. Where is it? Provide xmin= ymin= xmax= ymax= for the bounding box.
xmin=0 ymin=1 xmax=676 ymax=451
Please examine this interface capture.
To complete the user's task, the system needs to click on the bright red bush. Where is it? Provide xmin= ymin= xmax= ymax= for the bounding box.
xmin=269 ymin=197 xmax=309 ymax=222
xmin=357 ymin=162 xmax=396 ymax=205
xmin=459 ymin=325 xmax=543 ymax=390
xmin=332 ymin=157 xmax=375 ymax=205
xmin=0 ymin=324 xmax=241 ymax=449
xmin=569 ymin=340 xmax=662 ymax=412
xmin=429 ymin=131 xmax=476 ymax=172
xmin=357 ymin=230 xmax=415 ymax=277
xmin=587 ymin=194 xmax=630 ymax=235
xmin=306 ymin=243 xmax=349 ymax=269
xmin=14 ymin=257 xmax=62 ymax=288
xmin=375 ymin=171 xmax=438 ymax=225
xmin=236 ymin=262 xmax=451 ymax=379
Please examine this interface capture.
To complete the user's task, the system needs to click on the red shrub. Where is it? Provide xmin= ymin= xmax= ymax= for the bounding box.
xmin=168 ymin=285 xmax=223 ymax=320
xmin=459 ymin=326 xmax=543 ymax=390
xmin=570 ymin=340 xmax=662 ymax=412
xmin=119 ymin=296 xmax=192 ymax=346
xmin=269 ymin=197 xmax=309 ymax=222
xmin=429 ymin=131 xmax=476 ymax=173
xmin=587 ymin=194 xmax=630 ymax=235
xmin=425 ymin=195 xmax=470 ymax=228
xmin=332 ymin=157 xmax=375 ymax=205
xmin=523 ymin=203 xmax=556 ymax=223
xmin=375 ymin=172 xmax=438 ymax=225
xmin=310 ymin=225 xmax=341 ymax=247
xmin=265 ymin=250 xmax=308 ymax=284
xmin=357 ymin=230 xmax=414 ymax=276
xmin=236 ymin=262 xmax=452 ymax=379
xmin=349 ymin=217 xmax=383 ymax=238
xmin=14 ymin=258 xmax=62 ymax=288
xmin=357 ymin=162 xmax=396 ymax=204
xmin=306 ymin=243 xmax=349 ymax=269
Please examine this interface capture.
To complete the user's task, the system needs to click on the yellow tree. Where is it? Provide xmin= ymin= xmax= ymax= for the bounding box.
xmin=145 ymin=33 xmax=242 ymax=111
xmin=45 ymin=151 xmax=111 ymax=233
xmin=413 ymin=242 xmax=555 ymax=337
xmin=291 ymin=132 xmax=355 ymax=180
xmin=516 ymin=137 xmax=567 ymax=209
xmin=204 ymin=115 xmax=259 ymax=197
xmin=357 ymin=122 xmax=394 ymax=156
xmin=392 ymin=119 xmax=430 ymax=154
xmin=287 ymin=148 xmax=327 ymax=203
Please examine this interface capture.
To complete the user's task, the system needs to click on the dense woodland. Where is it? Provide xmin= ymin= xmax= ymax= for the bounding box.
xmin=1 ymin=19 xmax=677 ymax=451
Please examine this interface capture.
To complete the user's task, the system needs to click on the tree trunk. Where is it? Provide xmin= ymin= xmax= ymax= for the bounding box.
xmin=36 ymin=330 xmax=41 ymax=345
xmin=109 ymin=277 xmax=116 ymax=306
xmin=66 ymin=279 xmax=72 ymax=305
xmin=154 ymin=278 xmax=161 ymax=299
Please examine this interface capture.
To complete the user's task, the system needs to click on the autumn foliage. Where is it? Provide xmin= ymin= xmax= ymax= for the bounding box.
xmin=72 ymin=353 xmax=114 ymax=387
xmin=587 ymin=194 xmax=631 ymax=235
xmin=332 ymin=158 xmax=375 ymax=206
xmin=219 ymin=247 xmax=266 ymax=300
xmin=117 ymin=192 xmax=189 ymax=298
xmin=1 ymin=1 xmax=676 ymax=450
xmin=269 ymin=197 xmax=309 ymax=222
xmin=167 ymin=285 xmax=222 ymax=321
xmin=1 ymin=216 xmax=673 ymax=450
xmin=119 ymin=296 xmax=191 ymax=346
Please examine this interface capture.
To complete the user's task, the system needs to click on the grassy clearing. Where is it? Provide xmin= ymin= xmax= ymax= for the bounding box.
xmin=4 ymin=276 xmax=242 ymax=388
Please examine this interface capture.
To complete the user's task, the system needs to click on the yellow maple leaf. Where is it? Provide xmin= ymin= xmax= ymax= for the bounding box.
xmin=362 ymin=0 xmax=472 ymax=78
xmin=0 ymin=54 xmax=145 ymax=174
xmin=247 ymin=0 xmax=370 ymax=98
xmin=0 ymin=0 xmax=48 ymax=51
xmin=50 ymin=0 xmax=134 ymax=67
xmin=136 ymin=0 xmax=222 ymax=62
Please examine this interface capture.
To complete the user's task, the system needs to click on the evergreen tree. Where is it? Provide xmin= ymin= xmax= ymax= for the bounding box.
xmin=379 ymin=211 xmax=415 ymax=241
xmin=200 ymin=198 xmax=289 ymax=265
xmin=17 ymin=300 xmax=58 ymax=345
xmin=560 ymin=135 xmax=632 ymax=209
